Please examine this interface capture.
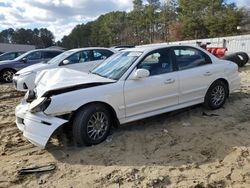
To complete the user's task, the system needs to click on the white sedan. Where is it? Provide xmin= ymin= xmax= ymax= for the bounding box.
xmin=13 ymin=47 xmax=115 ymax=91
xmin=15 ymin=44 xmax=240 ymax=148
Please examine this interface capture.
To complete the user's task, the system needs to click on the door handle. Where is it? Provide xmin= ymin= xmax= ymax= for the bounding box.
xmin=164 ymin=78 xmax=175 ymax=84
xmin=204 ymin=71 xmax=212 ymax=76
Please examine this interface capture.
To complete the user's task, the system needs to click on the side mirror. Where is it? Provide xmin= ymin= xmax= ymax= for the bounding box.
xmin=62 ymin=59 xmax=70 ymax=65
xmin=22 ymin=58 xmax=27 ymax=63
xmin=131 ymin=68 xmax=150 ymax=80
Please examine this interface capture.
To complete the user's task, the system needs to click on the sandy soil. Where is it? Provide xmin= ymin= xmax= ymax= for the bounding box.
xmin=1 ymin=65 xmax=250 ymax=188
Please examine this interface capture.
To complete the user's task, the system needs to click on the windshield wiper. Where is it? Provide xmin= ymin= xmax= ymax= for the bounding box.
xmin=91 ymin=72 xmax=104 ymax=77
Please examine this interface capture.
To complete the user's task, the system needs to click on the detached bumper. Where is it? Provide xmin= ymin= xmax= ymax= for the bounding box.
xmin=15 ymin=101 xmax=68 ymax=148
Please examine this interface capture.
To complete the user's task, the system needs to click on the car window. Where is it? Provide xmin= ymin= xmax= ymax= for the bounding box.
xmin=17 ymin=52 xmax=24 ymax=56
xmin=93 ymin=50 xmax=114 ymax=61
xmin=173 ymin=47 xmax=211 ymax=71
xmin=44 ymin=51 xmax=62 ymax=59
xmin=66 ymin=52 xmax=81 ymax=64
xmin=80 ymin=51 xmax=93 ymax=63
xmin=63 ymin=50 xmax=92 ymax=65
xmin=0 ymin=53 xmax=16 ymax=61
xmin=137 ymin=49 xmax=173 ymax=76
xmin=26 ymin=51 xmax=42 ymax=60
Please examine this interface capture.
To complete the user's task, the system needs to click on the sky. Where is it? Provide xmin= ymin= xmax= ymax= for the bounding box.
xmin=0 ymin=0 xmax=249 ymax=41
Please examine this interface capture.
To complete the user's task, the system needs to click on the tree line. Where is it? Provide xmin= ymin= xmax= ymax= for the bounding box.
xmin=0 ymin=28 xmax=54 ymax=48
xmin=0 ymin=0 xmax=248 ymax=49
xmin=58 ymin=0 xmax=247 ymax=49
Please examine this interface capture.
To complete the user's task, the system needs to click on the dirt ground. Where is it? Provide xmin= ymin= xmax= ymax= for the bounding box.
xmin=1 ymin=65 xmax=250 ymax=188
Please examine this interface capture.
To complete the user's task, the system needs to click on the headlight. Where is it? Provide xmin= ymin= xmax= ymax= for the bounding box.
xmin=29 ymin=97 xmax=51 ymax=113
xmin=25 ymin=90 xmax=36 ymax=102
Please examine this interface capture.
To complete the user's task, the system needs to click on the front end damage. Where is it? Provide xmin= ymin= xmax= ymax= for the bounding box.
xmin=15 ymin=68 xmax=116 ymax=148
xmin=15 ymin=96 xmax=68 ymax=148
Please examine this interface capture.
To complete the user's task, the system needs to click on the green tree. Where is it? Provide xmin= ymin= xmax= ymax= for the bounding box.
xmin=12 ymin=28 xmax=34 ymax=44
xmin=178 ymin=0 xmax=210 ymax=39
xmin=160 ymin=0 xmax=178 ymax=41
xmin=205 ymin=3 xmax=244 ymax=37
xmin=144 ymin=0 xmax=161 ymax=43
xmin=57 ymin=0 xmax=246 ymax=48
xmin=133 ymin=0 xmax=143 ymax=11
xmin=0 ymin=28 xmax=14 ymax=43
xmin=178 ymin=0 xmax=244 ymax=39
xmin=8 ymin=28 xmax=55 ymax=47
xmin=39 ymin=28 xmax=55 ymax=47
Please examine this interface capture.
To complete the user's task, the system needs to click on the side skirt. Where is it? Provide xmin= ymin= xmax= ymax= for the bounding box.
xmin=119 ymin=98 xmax=204 ymax=124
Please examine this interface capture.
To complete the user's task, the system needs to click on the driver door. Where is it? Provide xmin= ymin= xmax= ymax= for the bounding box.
xmin=124 ymin=48 xmax=179 ymax=118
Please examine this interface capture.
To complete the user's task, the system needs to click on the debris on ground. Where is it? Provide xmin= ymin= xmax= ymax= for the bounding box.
xmin=17 ymin=163 xmax=56 ymax=175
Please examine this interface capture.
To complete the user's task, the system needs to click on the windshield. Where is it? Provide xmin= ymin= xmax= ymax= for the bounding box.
xmin=91 ymin=51 xmax=142 ymax=80
xmin=46 ymin=50 xmax=77 ymax=64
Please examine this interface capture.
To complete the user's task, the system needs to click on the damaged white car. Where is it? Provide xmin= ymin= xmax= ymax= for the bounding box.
xmin=15 ymin=45 xmax=240 ymax=148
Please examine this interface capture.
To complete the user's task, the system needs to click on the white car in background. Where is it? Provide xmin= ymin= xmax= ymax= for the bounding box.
xmin=15 ymin=44 xmax=240 ymax=148
xmin=13 ymin=47 xmax=115 ymax=91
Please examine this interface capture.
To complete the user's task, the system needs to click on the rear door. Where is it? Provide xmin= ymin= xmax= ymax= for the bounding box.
xmin=171 ymin=46 xmax=218 ymax=104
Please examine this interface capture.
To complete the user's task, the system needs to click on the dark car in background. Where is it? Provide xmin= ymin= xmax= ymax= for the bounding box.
xmin=0 ymin=49 xmax=63 ymax=83
xmin=0 ymin=51 xmax=26 ymax=61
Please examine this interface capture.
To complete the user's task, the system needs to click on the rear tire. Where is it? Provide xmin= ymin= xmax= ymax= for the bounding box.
xmin=73 ymin=104 xmax=112 ymax=146
xmin=221 ymin=54 xmax=243 ymax=67
xmin=235 ymin=52 xmax=249 ymax=65
xmin=0 ymin=69 xmax=16 ymax=83
xmin=204 ymin=80 xmax=228 ymax=110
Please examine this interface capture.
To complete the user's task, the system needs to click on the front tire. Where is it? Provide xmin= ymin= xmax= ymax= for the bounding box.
xmin=204 ymin=80 xmax=228 ymax=110
xmin=73 ymin=104 xmax=112 ymax=146
xmin=0 ymin=69 xmax=16 ymax=83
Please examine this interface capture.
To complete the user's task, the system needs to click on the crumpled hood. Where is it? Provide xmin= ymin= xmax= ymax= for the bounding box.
xmin=17 ymin=62 xmax=49 ymax=74
xmin=35 ymin=68 xmax=116 ymax=97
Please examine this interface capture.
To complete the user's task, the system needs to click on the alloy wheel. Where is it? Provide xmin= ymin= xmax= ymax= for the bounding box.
xmin=2 ymin=70 xmax=14 ymax=82
xmin=211 ymin=85 xmax=225 ymax=107
xmin=87 ymin=112 xmax=109 ymax=141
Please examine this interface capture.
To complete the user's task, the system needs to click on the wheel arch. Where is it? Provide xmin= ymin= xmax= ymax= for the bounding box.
xmin=0 ymin=67 xmax=17 ymax=74
xmin=71 ymin=101 xmax=120 ymax=127
xmin=207 ymin=78 xmax=230 ymax=98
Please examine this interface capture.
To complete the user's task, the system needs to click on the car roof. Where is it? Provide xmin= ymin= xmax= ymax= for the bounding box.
xmin=111 ymin=45 xmax=135 ymax=48
xmin=67 ymin=47 xmax=116 ymax=53
xmin=29 ymin=49 xmax=64 ymax=53
xmin=0 ymin=51 xmax=26 ymax=54
xmin=122 ymin=43 xmax=198 ymax=53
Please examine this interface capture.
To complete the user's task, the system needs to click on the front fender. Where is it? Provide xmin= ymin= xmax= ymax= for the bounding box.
xmin=43 ymin=83 xmax=125 ymax=120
